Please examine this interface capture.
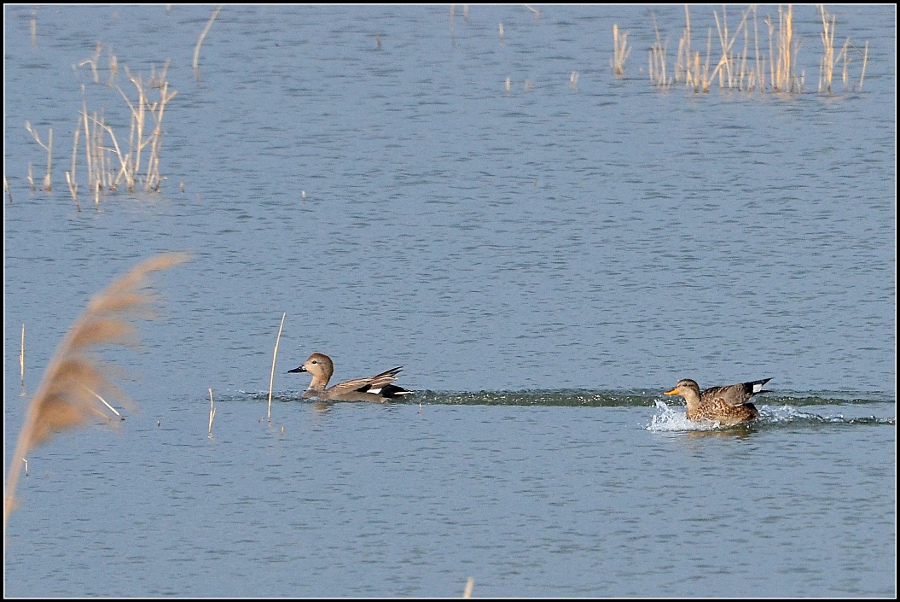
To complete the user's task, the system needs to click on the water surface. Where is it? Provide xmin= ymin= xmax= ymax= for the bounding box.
xmin=3 ymin=4 xmax=896 ymax=598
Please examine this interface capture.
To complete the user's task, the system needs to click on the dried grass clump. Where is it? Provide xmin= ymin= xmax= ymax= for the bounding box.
xmin=4 ymin=252 xmax=190 ymax=527
xmin=636 ymin=4 xmax=867 ymax=97
xmin=612 ymin=24 xmax=631 ymax=77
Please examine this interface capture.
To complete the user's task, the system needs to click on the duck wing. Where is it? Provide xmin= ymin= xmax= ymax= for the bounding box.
xmin=701 ymin=378 xmax=772 ymax=407
xmin=327 ymin=366 xmax=404 ymax=396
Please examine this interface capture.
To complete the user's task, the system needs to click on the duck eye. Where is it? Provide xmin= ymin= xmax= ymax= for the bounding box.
xmin=311 ymin=360 xmax=317 ymax=364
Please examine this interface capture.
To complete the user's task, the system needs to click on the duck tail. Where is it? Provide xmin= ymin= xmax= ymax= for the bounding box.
xmin=751 ymin=378 xmax=773 ymax=394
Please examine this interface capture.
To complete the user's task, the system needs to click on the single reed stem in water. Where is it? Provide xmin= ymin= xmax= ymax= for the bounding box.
xmin=20 ymin=324 xmax=26 ymax=394
xmin=463 ymin=577 xmax=475 ymax=598
xmin=85 ymin=387 xmax=123 ymax=419
xmin=858 ymin=41 xmax=868 ymax=92
xmin=24 ymin=121 xmax=52 ymax=191
xmin=268 ymin=312 xmax=287 ymax=422
xmin=67 ymin=127 xmax=81 ymax=210
xmin=674 ymin=5 xmax=691 ymax=83
xmin=77 ymin=43 xmax=102 ymax=84
xmin=194 ymin=6 xmax=222 ymax=82
xmin=208 ymin=388 xmax=216 ymax=437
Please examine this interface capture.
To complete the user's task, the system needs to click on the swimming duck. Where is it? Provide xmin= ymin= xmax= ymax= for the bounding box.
xmin=288 ymin=352 xmax=413 ymax=402
xmin=664 ymin=377 xmax=771 ymax=425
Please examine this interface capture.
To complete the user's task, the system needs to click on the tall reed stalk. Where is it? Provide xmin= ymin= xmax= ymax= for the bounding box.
xmin=818 ymin=4 xmax=838 ymax=93
xmin=463 ymin=577 xmax=475 ymax=598
xmin=66 ymin=126 xmax=81 ymax=210
xmin=711 ymin=5 xmax=755 ymax=90
xmin=674 ymin=5 xmax=691 ymax=84
xmin=194 ymin=6 xmax=222 ymax=82
xmin=818 ymin=5 xmax=868 ymax=94
xmin=858 ymin=41 xmax=868 ymax=92
xmin=21 ymin=324 xmax=27 ymax=395
xmin=612 ymin=24 xmax=631 ymax=77
xmin=648 ymin=16 xmax=671 ymax=89
xmin=268 ymin=313 xmax=287 ymax=422
xmin=208 ymin=388 xmax=216 ymax=438
xmin=767 ymin=4 xmax=802 ymax=93
xmin=24 ymin=122 xmax=52 ymax=191
xmin=4 ymin=252 xmax=190 ymax=527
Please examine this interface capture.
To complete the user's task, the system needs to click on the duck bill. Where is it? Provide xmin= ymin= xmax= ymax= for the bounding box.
xmin=287 ymin=366 xmax=307 ymax=373
xmin=664 ymin=388 xmax=679 ymax=396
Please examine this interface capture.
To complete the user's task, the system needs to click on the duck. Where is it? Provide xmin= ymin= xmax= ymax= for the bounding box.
xmin=287 ymin=352 xmax=414 ymax=402
xmin=664 ymin=377 xmax=771 ymax=426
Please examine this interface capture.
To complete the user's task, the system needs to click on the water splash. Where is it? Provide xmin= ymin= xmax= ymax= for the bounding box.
xmin=646 ymin=400 xmax=723 ymax=432
xmin=646 ymin=401 xmax=895 ymax=431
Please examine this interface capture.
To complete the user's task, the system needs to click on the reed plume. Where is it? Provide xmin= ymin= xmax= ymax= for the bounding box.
xmin=4 ymin=252 xmax=190 ymax=527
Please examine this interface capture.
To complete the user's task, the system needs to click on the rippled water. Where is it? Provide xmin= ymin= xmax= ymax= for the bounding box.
xmin=3 ymin=4 xmax=896 ymax=598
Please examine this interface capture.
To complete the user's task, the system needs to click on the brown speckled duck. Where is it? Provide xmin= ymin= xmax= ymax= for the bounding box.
xmin=288 ymin=352 xmax=413 ymax=402
xmin=664 ymin=377 xmax=771 ymax=426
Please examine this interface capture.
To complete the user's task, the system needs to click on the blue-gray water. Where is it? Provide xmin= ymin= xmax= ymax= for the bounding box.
xmin=3 ymin=4 xmax=895 ymax=598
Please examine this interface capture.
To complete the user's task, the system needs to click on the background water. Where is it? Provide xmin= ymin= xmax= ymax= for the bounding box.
xmin=3 ymin=4 xmax=896 ymax=598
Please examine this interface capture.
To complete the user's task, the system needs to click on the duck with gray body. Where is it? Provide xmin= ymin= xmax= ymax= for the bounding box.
xmin=288 ymin=352 xmax=413 ymax=402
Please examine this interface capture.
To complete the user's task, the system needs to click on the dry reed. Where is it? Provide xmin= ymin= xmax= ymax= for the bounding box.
xmin=767 ymin=4 xmax=802 ymax=93
xmin=108 ymin=49 xmax=119 ymax=86
xmin=648 ymin=15 xmax=672 ymax=89
xmin=858 ymin=41 xmax=868 ymax=92
xmin=611 ymin=24 xmax=631 ymax=77
xmin=818 ymin=5 xmax=837 ymax=93
xmin=66 ymin=126 xmax=81 ymax=210
xmin=267 ymin=312 xmax=287 ymax=422
xmin=818 ymin=5 xmax=868 ymax=94
xmin=674 ymin=5 xmax=692 ymax=84
xmin=630 ymin=5 xmax=867 ymax=97
xmin=463 ymin=577 xmax=475 ymax=598
xmin=24 ymin=122 xmax=52 ymax=191
xmin=65 ymin=63 xmax=179 ymax=198
xmin=748 ymin=5 xmax=765 ymax=92
xmin=194 ymin=6 xmax=222 ymax=82
xmin=20 ymin=324 xmax=26 ymax=395
xmin=77 ymin=43 xmax=103 ymax=84
xmin=709 ymin=5 xmax=755 ymax=90
xmin=87 ymin=387 xmax=123 ymax=419
xmin=4 ymin=251 xmax=191 ymax=527
xmin=30 ymin=8 xmax=36 ymax=48
xmin=208 ymin=388 xmax=216 ymax=437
